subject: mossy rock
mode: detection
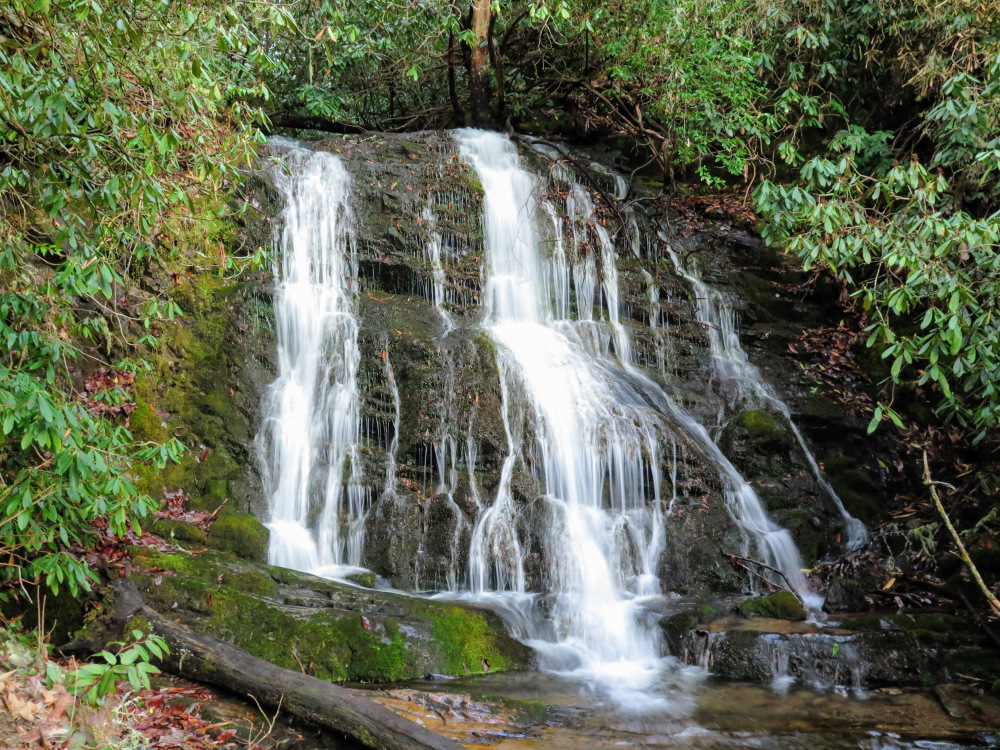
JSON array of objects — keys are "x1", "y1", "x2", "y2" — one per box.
[
  {"x1": 658, "y1": 603, "x2": 717, "y2": 653},
  {"x1": 126, "y1": 549, "x2": 531, "y2": 683},
  {"x1": 129, "y1": 397, "x2": 169, "y2": 443},
  {"x1": 740, "y1": 410, "x2": 779, "y2": 441},
  {"x1": 346, "y1": 571, "x2": 378, "y2": 588},
  {"x1": 189, "y1": 479, "x2": 230, "y2": 513},
  {"x1": 738, "y1": 591, "x2": 806, "y2": 621},
  {"x1": 152, "y1": 519, "x2": 207, "y2": 546},
  {"x1": 206, "y1": 514, "x2": 269, "y2": 563}
]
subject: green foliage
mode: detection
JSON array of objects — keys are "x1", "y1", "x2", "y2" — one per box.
[
  {"x1": 258, "y1": 0, "x2": 794, "y2": 183},
  {"x1": 590, "y1": 0, "x2": 779, "y2": 184},
  {"x1": 68, "y1": 629, "x2": 169, "y2": 705},
  {"x1": 755, "y1": 2, "x2": 1000, "y2": 439},
  {"x1": 0, "y1": 0, "x2": 290, "y2": 594}
]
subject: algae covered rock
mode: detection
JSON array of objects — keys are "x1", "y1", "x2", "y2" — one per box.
[
  {"x1": 346, "y1": 571, "x2": 378, "y2": 588},
  {"x1": 152, "y1": 519, "x2": 207, "y2": 546},
  {"x1": 740, "y1": 410, "x2": 780, "y2": 441},
  {"x1": 128, "y1": 548, "x2": 532, "y2": 683},
  {"x1": 738, "y1": 591, "x2": 806, "y2": 621},
  {"x1": 206, "y1": 514, "x2": 269, "y2": 563},
  {"x1": 658, "y1": 604, "x2": 718, "y2": 654}
]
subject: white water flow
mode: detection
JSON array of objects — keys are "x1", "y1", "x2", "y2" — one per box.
[
  {"x1": 457, "y1": 129, "x2": 671, "y2": 708},
  {"x1": 663, "y1": 245, "x2": 867, "y2": 548},
  {"x1": 259, "y1": 143, "x2": 370, "y2": 578},
  {"x1": 422, "y1": 203, "x2": 455, "y2": 335}
]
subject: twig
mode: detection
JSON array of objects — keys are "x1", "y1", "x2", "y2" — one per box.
[
  {"x1": 291, "y1": 647, "x2": 306, "y2": 675},
  {"x1": 247, "y1": 694, "x2": 282, "y2": 750},
  {"x1": 721, "y1": 550, "x2": 801, "y2": 601},
  {"x1": 923, "y1": 451, "x2": 1000, "y2": 618}
]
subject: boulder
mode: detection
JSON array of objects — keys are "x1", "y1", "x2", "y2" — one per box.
[
  {"x1": 116, "y1": 548, "x2": 533, "y2": 683},
  {"x1": 823, "y1": 577, "x2": 870, "y2": 613},
  {"x1": 738, "y1": 591, "x2": 806, "y2": 621}
]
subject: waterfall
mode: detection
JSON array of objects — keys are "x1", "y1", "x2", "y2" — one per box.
[
  {"x1": 257, "y1": 133, "x2": 835, "y2": 707},
  {"x1": 455, "y1": 130, "x2": 825, "y2": 703},
  {"x1": 663, "y1": 246, "x2": 867, "y2": 548},
  {"x1": 456, "y1": 129, "x2": 671, "y2": 708},
  {"x1": 258, "y1": 142, "x2": 370, "y2": 577}
]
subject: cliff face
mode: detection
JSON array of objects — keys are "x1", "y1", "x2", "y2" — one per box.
[{"x1": 149, "y1": 130, "x2": 880, "y2": 598}]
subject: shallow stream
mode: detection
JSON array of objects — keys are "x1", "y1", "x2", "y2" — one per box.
[{"x1": 362, "y1": 673, "x2": 1000, "y2": 749}]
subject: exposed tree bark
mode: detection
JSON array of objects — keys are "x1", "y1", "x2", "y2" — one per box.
[
  {"x1": 447, "y1": 12, "x2": 464, "y2": 126},
  {"x1": 487, "y1": 10, "x2": 505, "y2": 122},
  {"x1": 468, "y1": 0, "x2": 491, "y2": 124},
  {"x1": 110, "y1": 581, "x2": 463, "y2": 750}
]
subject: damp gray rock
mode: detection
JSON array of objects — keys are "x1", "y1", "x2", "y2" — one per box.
[{"x1": 823, "y1": 577, "x2": 871, "y2": 613}]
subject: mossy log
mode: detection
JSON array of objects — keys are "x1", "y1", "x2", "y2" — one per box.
[{"x1": 111, "y1": 581, "x2": 462, "y2": 750}]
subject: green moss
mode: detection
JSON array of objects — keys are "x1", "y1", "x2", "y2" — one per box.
[
  {"x1": 130, "y1": 548, "x2": 530, "y2": 682},
  {"x1": 202, "y1": 588, "x2": 416, "y2": 682},
  {"x1": 129, "y1": 397, "x2": 169, "y2": 443},
  {"x1": 659, "y1": 602, "x2": 718, "y2": 646},
  {"x1": 130, "y1": 262, "x2": 260, "y2": 516},
  {"x1": 429, "y1": 606, "x2": 518, "y2": 675},
  {"x1": 738, "y1": 591, "x2": 806, "y2": 621},
  {"x1": 839, "y1": 615, "x2": 886, "y2": 633},
  {"x1": 189, "y1": 478, "x2": 229, "y2": 513},
  {"x1": 740, "y1": 410, "x2": 778, "y2": 440},
  {"x1": 472, "y1": 329, "x2": 497, "y2": 358},
  {"x1": 346, "y1": 571, "x2": 377, "y2": 588},
  {"x1": 206, "y1": 514, "x2": 269, "y2": 563},
  {"x1": 454, "y1": 165, "x2": 483, "y2": 195},
  {"x1": 152, "y1": 519, "x2": 207, "y2": 546}
]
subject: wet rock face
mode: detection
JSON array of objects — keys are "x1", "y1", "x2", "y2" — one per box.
[
  {"x1": 738, "y1": 591, "x2": 806, "y2": 621},
  {"x1": 823, "y1": 578, "x2": 871, "y2": 613},
  {"x1": 662, "y1": 607, "x2": 1000, "y2": 688},
  {"x1": 221, "y1": 130, "x2": 883, "y2": 595}
]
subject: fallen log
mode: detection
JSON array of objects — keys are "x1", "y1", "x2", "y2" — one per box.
[{"x1": 110, "y1": 581, "x2": 463, "y2": 750}]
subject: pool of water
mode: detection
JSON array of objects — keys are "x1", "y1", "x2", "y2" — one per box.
[{"x1": 360, "y1": 672, "x2": 1000, "y2": 749}]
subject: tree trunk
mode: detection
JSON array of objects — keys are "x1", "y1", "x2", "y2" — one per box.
[
  {"x1": 111, "y1": 582, "x2": 463, "y2": 750},
  {"x1": 487, "y1": 9, "x2": 505, "y2": 123},
  {"x1": 447, "y1": 27, "x2": 463, "y2": 125},
  {"x1": 468, "y1": 0, "x2": 491, "y2": 123}
]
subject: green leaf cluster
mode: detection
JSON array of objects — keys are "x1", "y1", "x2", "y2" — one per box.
[
  {"x1": 0, "y1": 0, "x2": 288, "y2": 594},
  {"x1": 68, "y1": 628, "x2": 169, "y2": 704},
  {"x1": 754, "y1": 1, "x2": 1000, "y2": 439}
]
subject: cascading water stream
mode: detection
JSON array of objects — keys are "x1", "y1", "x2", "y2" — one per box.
[
  {"x1": 662, "y1": 245, "x2": 867, "y2": 548},
  {"x1": 422, "y1": 202, "x2": 455, "y2": 335},
  {"x1": 259, "y1": 134, "x2": 829, "y2": 708},
  {"x1": 455, "y1": 131, "x2": 822, "y2": 698},
  {"x1": 258, "y1": 142, "x2": 370, "y2": 578},
  {"x1": 456, "y1": 129, "x2": 675, "y2": 708}
]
